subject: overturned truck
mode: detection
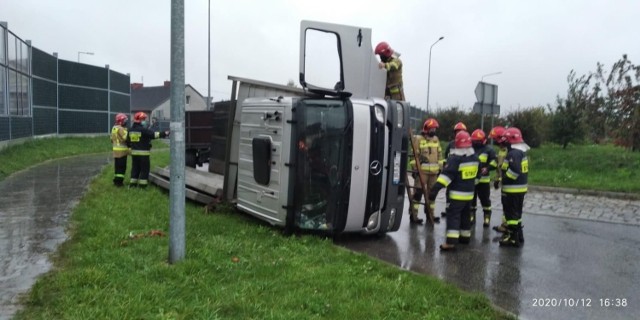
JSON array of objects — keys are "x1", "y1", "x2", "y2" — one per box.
[{"x1": 153, "y1": 21, "x2": 409, "y2": 235}]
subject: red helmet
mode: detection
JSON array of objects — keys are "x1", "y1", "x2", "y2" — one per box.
[
  {"x1": 115, "y1": 113, "x2": 128, "y2": 125},
  {"x1": 489, "y1": 126, "x2": 505, "y2": 140},
  {"x1": 471, "y1": 129, "x2": 486, "y2": 142},
  {"x1": 134, "y1": 112, "x2": 148, "y2": 123},
  {"x1": 454, "y1": 122, "x2": 467, "y2": 132},
  {"x1": 422, "y1": 118, "x2": 439, "y2": 132},
  {"x1": 504, "y1": 127, "x2": 524, "y2": 144},
  {"x1": 375, "y1": 41, "x2": 394, "y2": 58},
  {"x1": 454, "y1": 130, "x2": 472, "y2": 148}
]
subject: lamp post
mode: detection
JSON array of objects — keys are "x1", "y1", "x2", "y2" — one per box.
[
  {"x1": 77, "y1": 51, "x2": 94, "y2": 63},
  {"x1": 481, "y1": 71, "x2": 502, "y2": 82},
  {"x1": 207, "y1": 0, "x2": 211, "y2": 110},
  {"x1": 426, "y1": 36, "x2": 444, "y2": 115}
]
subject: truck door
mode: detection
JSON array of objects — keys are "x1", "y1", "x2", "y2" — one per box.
[{"x1": 299, "y1": 20, "x2": 386, "y2": 99}]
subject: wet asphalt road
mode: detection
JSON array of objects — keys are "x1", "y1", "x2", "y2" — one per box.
[
  {"x1": 336, "y1": 198, "x2": 640, "y2": 320},
  {"x1": 1, "y1": 157, "x2": 639, "y2": 320},
  {"x1": 0, "y1": 154, "x2": 110, "y2": 320}
]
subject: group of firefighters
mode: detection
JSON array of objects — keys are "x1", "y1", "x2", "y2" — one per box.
[
  {"x1": 409, "y1": 120, "x2": 529, "y2": 251},
  {"x1": 110, "y1": 112, "x2": 169, "y2": 188},
  {"x1": 375, "y1": 41, "x2": 530, "y2": 251}
]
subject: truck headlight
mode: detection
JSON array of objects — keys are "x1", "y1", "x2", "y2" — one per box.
[
  {"x1": 374, "y1": 105, "x2": 385, "y2": 123},
  {"x1": 367, "y1": 211, "x2": 379, "y2": 230},
  {"x1": 395, "y1": 102, "x2": 404, "y2": 128}
]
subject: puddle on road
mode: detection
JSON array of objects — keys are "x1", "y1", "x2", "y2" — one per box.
[{"x1": 0, "y1": 154, "x2": 110, "y2": 320}]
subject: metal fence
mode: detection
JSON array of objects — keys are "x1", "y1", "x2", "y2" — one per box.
[{"x1": 0, "y1": 21, "x2": 130, "y2": 148}]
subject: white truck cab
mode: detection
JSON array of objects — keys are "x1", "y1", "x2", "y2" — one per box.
[{"x1": 228, "y1": 21, "x2": 409, "y2": 234}]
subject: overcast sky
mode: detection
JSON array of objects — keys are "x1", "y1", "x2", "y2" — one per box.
[{"x1": 2, "y1": 0, "x2": 639, "y2": 114}]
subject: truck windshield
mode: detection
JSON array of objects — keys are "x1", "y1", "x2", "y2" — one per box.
[{"x1": 294, "y1": 99, "x2": 352, "y2": 232}]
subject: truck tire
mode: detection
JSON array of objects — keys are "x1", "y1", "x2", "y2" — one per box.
[{"x1": 185, "y1": 150, "x2": 197, "y2": 168}]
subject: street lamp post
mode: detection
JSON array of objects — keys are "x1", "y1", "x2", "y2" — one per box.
[
  {"x1": 426, "y1": 36, "x2": 444, "y2": 115},
  {"x1": 77, "y1": 51, "x2": 94, "y2": 63},
  {"x1": 481, "y1": 71, "x2": 502, "y2": 82},
  {"x1": 207, "y1": 0, "x2": 211, "y2": 110}
]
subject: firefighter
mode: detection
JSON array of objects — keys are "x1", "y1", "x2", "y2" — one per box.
[
  {"x1": 499, "y1": 127, "x2": 530, "y2": 247},
  {"x1": 489, "y1": 126, "x2": 509, "y2": 232},
  {"x1": 408, "y1": 118, "x2": 444, "y2": 224},
  {"x1": 470, "y1": 129, "x2": 497, "y2": 227},
  {"x1": 428, "y1": 130, "x2": 479, "y2": 251},
  {"x1": 110, "y1": 113, "x2": 129, "y2": 187},
  {"x1": 440, "y1": 121, "x2": 467, "y2": 217},
  {"x1": 126, "y1": 112, "x2": 169, "y2": 188},
  {"x1": 375, "y1": 41, "x2": 404, "y2": 100}
]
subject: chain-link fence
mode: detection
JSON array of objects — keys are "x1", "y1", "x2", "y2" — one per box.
[{"x1": 1, "y1": 22, "x2": 130, "y2": 148}]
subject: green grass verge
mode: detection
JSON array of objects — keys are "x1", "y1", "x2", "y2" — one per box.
[
  {"x1": 0, "y1": 136, "x2": 168, "y2": 182},
  {"x1": 528, "y1": 144, "x2": 640, "y2": 193},
  {"x1": 0, "y1": 136, "x2": 111, "y2": 181},
  {"x1": 14, "y1": 151, "x2": 511, "y2": 320}
]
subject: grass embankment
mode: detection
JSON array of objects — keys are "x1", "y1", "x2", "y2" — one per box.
[
  {"x1": 15, "y1": 149, "x2": 509, "y2": 319},
  {"x1": 528, "y1": 144, "x2": 640, "y2": 193},
  {"x1": 0, "y1": 136, "x2": 111, "y2": 181}
]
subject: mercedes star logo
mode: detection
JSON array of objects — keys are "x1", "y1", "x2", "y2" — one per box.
[{"x1": 369, "y1": 160, "x2": 382, "y2": 176}]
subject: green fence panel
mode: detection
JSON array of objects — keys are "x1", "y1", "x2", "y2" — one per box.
[
  {"x1": 58, "y1": 110, "x2": 108, "y2": 134},
  {"x1": 33, "y1": 107, "x2": 57, "y2": 135},
  {"x1": 32, "y1": 48, "x2": 57, "y2": 81},
  {"x1": 59, "y1": 86, "x2": 108, "y2": 111}
]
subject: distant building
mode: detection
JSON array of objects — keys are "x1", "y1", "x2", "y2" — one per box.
[{"x1": 130, "y1": 81, "x2": 207, "y2": 120}]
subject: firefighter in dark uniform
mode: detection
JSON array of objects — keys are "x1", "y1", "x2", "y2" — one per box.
[
  {"x1": 498, "y1": 127, "x2": 529, "y2": 247},
  {"x1": 489, "y1": 126, "x2": 509, "y2": 232},
  {"x1": 428, "y1": 130, "x2": 479, "y2": 251},
  {"x1": 110, "y1": 113, "x2": 129, "y2": 187},
  {"x1": 375, "y1": 41, "x2": 404, "y2": 100},
  {"x1": 470, "y1": 129, "x2": 498, "y2": 227},
  {"x1": 441, "y1": 121, "x2": 467, "y2": 217},
  {"x1": 408, "y1": 118, "x2": 444, "y2": 224},
  {"x1": 127, "y1": 112, "x2": 169, "y2": 188}
]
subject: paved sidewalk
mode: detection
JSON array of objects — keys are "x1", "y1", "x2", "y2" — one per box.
[
  {"x1": 524, "y1": 188, "x2": 640, "y2": 226},
  {"x1": 0, "y1": 154, "x2": 110, "y2": 320}
]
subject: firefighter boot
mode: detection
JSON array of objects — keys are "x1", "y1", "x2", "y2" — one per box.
[
  {"x1": 493, "y1": 216, "x2": 508, "y2": 233},
  {"x1": 440, "y1": 234, "x2": 458, "y2": 251},
  {"x1": 483, "y1": 211, "x2": 491, "y2": 228},
  {"x1": 409, "y1": 206, "x2": 423, "y2": 225},
  {"x1": 518, "y1": 224, "x2": 525, "y2": 243},
  {"x1": 470, "y1": 208, "x2": 476, "y2": 224},
  {"x1": 499, "y1": 226, "x2": 521, "y2": 247}
]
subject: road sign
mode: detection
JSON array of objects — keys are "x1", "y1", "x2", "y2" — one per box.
[
  {"x1": 473, "y1": 81, "x2": 500, "y2": 116},
  {"x1": 475, "y1": 81, "x2": 498, "y2": 105}
]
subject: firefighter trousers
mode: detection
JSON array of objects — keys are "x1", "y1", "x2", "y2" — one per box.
[
  {"x1": 501, "y1": 192, "x2": 525, "y2": 224},
  {"x1": 472, "y1": 182, "x2": 492, "y2": 218},
  {"x1": 445, "y1": 199, "x2": 472, "y2": 244},
  {"x1": 113, "y1": 156, "x2": 127, "y2": 186},
  {"x1": 411, "y1": 173, "x2": 437, "y2": 218},
  {"x1": 130, "y1": 155, "x2": 151, "y2": 187}
]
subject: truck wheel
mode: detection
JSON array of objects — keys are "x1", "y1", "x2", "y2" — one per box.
[{"x1": 185, "y1": 150, "x2": 197, "y2": 168}]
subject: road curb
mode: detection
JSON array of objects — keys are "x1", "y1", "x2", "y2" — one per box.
[{"x1": 528, "y1": 185, "x2": 640, "y2": 201}]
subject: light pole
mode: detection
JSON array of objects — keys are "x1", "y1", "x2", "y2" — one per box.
[
  {"x1": 77, "y1": 51, "x2": 94, "y2": 63},
  {"x1": 207, "y1": 0, "x2": 211, "y2": 110},
  {"x1": 481, "y1": 71, "x2": 502, "y2": 82},
  {"x1": 426, "y1": 36, "x2": 444, "y2": 115}
]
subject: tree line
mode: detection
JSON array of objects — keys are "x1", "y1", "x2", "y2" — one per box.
[{"x1": 428, "y1": 55, "x2": 640, "y2": 151}]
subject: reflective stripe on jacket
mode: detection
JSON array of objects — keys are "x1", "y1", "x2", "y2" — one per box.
[
  {"x1": 434, "y1": 153, "x2": 479, "y2": 201},
  {"x1": 501, "y1": 148, "x2": 528, "y2": 193}
]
